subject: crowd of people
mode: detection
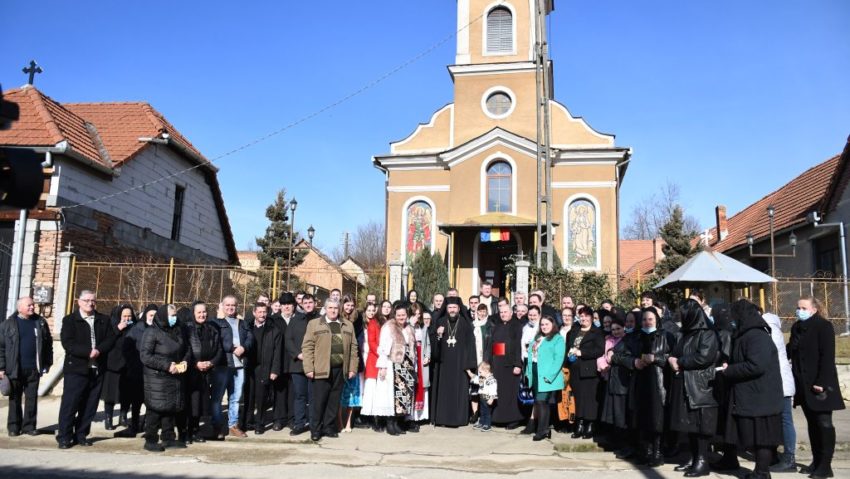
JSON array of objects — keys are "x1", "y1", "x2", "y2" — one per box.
[{"x1": 0, "y1": 284, "x2": 844, "y2": 479}]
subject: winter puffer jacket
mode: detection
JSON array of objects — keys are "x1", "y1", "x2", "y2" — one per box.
[{"x1": 140, "y1": 306, "x2": 190, "y2": 413}]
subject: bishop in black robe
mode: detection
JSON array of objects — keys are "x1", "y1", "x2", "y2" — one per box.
[{"x1": 431, "y1": 299, "x2": 477, "y2": 427}]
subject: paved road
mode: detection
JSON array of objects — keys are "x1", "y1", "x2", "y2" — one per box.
[{"x1": 1, "y1": 397, "x2": 847, "y2": 479}]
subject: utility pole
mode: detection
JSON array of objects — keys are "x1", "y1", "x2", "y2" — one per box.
[
  {"x1": 341, "y1": 231, "x2": 350, "y2": 259},
  {"x1": 534, "y1": 0, "x2": 554, "y2": 270}
]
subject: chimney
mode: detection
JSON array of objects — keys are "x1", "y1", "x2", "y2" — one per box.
[
  {"x1": 653, "y1": 237, "x2": 665, "y2": 263},
  {"x1": 715, "y1": 205, "x2": 728, "y2": 243}
]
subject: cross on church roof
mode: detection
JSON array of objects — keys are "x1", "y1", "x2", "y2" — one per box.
[
  {"x1": 23, "y1": 60, "x2": 43, "y2": 86},
  {"x1": 700, "y1": 229, "x2": 714, "y2": 246},
  {"x1": 64, "y1": 242, "x2": 73, "y2": 253}
]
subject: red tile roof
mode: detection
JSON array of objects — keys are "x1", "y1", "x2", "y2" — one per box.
[
  {"x1": 619, "y1": 239, "x2": 655, "y2": 275},
  {"x1": 64, "y1": 101, "x2": 204, "y2": 165},
  {"x1": 709, "y1": 146, "x2": 848, "y2": 253},
  {"x1": 619, "y1": 239, "x2": 660, "y2": 290},
  {"x1": 0, "y1": 85, "x2": 237, "y2": 264},
  {"x1": 0, "y1": 87, "x2": 103, "y2": 165},
  {"x1": 0, "y1": 86, "x2": 205, "y2": 167}
]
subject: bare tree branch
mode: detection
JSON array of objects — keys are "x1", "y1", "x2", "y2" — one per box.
[{"x1": 622, "y1": 180, "x2": 702, "y2": 239}]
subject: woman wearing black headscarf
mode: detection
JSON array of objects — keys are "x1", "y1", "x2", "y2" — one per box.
[
  {"x1": 667, "y1": 299, "x2": 719, "y2": 477},
  {"x1": 707, "y1": 302, "x2": 740, "y2": 472},
  {"x1": 101, "y1": 304, "x2": 136, "y2": 431},
  {"x1": 122, "y1": 304, "x2": 158, "y2": 435},
  {"x1": 718, "y1": 299, "x2": 784, "y2": 479},
  {"x1": 182, "y1": 301, "x2": 223, "y2": 443},
  {"x1": 140, "y1": 305, "x2": 190, "y2": 452},
  {"x1": 630, "y1": 307, "x2": 676, "y2": 467}
]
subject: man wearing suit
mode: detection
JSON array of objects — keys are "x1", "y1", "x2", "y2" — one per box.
[
  {"x1": 284, "y1": 293, "x2": 318, "y2": 436},
  {"x1": 57, "y1": 290, "x2": 115, "y2": 448}
]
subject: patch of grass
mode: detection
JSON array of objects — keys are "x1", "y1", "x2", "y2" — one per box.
[
  {"x1": 837, "y1": 336, "x2": 850, "y2": 362},
  {"x1": 553, "y1": 442, "x2": 603, "y2": 453},
  {"x1": 783, "y1": 333, "x2": 850, "y2": 363}
]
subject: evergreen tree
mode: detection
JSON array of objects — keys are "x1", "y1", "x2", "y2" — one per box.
[
  {"x1": 656, "y1": 205, "x2": 697, "y2": 277},
  {"x1": 410, "y1": 249, "x2": 449, "y2": 306},
  {"x1": 255, "y1": 190, "x2": 307, "y2": 268}
]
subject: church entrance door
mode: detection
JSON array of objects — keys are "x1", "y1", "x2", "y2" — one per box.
[{"x1": 478, "y1": 237, "x2": 518, "y2": 297}]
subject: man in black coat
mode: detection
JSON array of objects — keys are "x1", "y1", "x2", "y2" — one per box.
[
  {"x1": 56, "y1": 290, "x2": 115, "y2": 448},
  {"x1": 284, "y1": 293, "x2": 318, "y2": 435},
  {"x1": 270, "y1": 292, "x2": 297, "y2": 430},
  {"x1": 0, "y1": 297, "x2": 53, "y2": 436},
  {"x1": 242, "y1": 303, "x2": 281, "y2": 435}
]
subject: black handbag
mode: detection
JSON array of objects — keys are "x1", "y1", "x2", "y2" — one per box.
[
  {"x1": 0, "y1": 375, "x2": 10, "y2": 396},
  {"x1": 518, "y1": 375, "x2": 534, "y2": 405}
]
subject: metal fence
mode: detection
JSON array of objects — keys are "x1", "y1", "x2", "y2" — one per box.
[{"x1": 69, "y1": 261, "x2": 387, "y2": 317}]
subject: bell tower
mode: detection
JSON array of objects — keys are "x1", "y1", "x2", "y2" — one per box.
[
  {"x1": 455, "y1": 0, "x2": 550, "y2": 66},
  {"x1": 450, "y1": 0, "x2": 553, "y2": 146}
]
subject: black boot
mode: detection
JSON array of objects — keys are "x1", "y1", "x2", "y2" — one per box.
[
  {"x1": 520, "y1": 417, "x2": 536, "y2": 435},
  {"x1": 711, "y1": 444, "x2": 740, "y2": 471},
  {"x1": 648, "y1": 435, "x2": 664, "y2": 467},
  {"x1": 809, "y1": 427, "x2": 835, "y2": 479},
  {"x1": 118, "y1": 408, "x2": 129, "y2": 428},
  {"x1": 582, "y1": 420, "x2": 594, "y2": 439},
  {"x1": 684, "y1": 437, "x2": 710, "y2": 477},
  {"x1": 571, "y1": 419, "x2": 585, "y2": 438},
  {"x1": 104, "y1": 404, "x2": 115, "y2": 431},
  {"x1": 144, "y1": 440, "x2": 164, "y2": 452},
  {"x1": 372, "y1": 417, "x2": 383, "y2": 433},
  {"x1": 386, "y1": 417, "x2": 399, "y2": 436},
  {"x1": 801, "y1": 419, "x2": 823, "y2": 475},
  {"x1": 685, "y1": 456, "x2": 710, "y2": 477},
  {"x1": 533, "y1": 402, "x2": 551, "y2": 441},
  {"x1": 406, "y1": 421, "x2": 420, "y2": 433}
]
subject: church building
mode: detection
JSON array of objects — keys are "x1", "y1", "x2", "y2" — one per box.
[{"x1": 373, "y1": 1, "x2": 631, "y2": 299}]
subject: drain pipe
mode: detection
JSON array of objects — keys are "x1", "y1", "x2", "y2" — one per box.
[{"x1": 8, "y1": 148, "x2": 55, "y2": 314}]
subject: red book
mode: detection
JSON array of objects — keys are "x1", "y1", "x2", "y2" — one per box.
[{"x1": 492, "y1": 342, "x2": 506, "y2": 356}]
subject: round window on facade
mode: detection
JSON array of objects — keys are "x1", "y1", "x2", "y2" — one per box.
[{"x1": 485, "y1": 91, "x2": 513, "y2": 118}]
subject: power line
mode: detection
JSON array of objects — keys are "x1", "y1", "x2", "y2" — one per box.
[{"x1": 62, "y1": 4, "x2": 500, "y2": 211}]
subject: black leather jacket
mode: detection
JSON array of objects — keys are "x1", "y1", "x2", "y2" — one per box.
[{"x1": 673, "y1": 317, "x2": 719, "y2": 409}]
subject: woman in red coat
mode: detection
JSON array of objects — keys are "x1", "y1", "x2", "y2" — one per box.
[{"x1": 359, "y1": 303, "x2": 387, "y2": 431}]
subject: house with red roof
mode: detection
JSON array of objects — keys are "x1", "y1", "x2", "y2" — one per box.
[
  {"x1": 0, "y1": 85, "x2": 237, "y2": 323},
  {"x1": 618, "y1": 238, "x2": 664, "y2": 290},
  {"x1": 705, "y1": 136, "x2": 850, "y2": 279}
]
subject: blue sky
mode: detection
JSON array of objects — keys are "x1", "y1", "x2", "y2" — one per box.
[{"x1": 3, "y1": 1, "x2": 849, "y2": 254}]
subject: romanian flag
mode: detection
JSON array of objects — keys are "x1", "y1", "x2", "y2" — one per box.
[{"x1": 480, "y1": 229, "x2": 510, "y2": 243}]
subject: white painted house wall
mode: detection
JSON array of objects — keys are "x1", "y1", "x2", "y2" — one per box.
[{"x1": 53, "y1": 144, "x2": 229, "y2": 261}]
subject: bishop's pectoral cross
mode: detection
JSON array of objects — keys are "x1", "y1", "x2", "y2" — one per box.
[
  {"x1": 23, "y1": 60, "x2": 43, "y2": 86},
  {"x1": 446, "y1": 337, "x2": 457, "y2": 347}
]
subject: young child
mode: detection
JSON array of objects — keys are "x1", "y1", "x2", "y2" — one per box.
[{"x1": 471, "y1": 362, "x2": 498, "y2": 431}]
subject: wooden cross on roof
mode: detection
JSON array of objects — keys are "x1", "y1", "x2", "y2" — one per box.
[{"x1": 23, "y1": 60, "x2": 43, "y2": 86}]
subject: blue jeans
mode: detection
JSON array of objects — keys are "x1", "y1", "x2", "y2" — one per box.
[
  {"x1": 781, "y1": 396, "x2": 796, "y2": 460},
  {"x1": 211, "y1": 367, "x2": 245, "y2": 428},
  {"x1": 290, "y1": 373, "x2": 312, "y2": 429},
  {"x1": 478, "y1": 397, "x2": 492, "y2": 427}
]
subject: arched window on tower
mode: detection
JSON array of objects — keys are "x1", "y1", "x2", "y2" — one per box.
[
  {"x1": 486, "y1": 161, "x2": 512, "y2": 213},
  {"x1": 486, "y1": 7, "x2": 513, "y2": 54}
]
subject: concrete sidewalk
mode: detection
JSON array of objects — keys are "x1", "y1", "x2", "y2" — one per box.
[{"x1": 0, "y1": 396, "x2": 848, "y2": 479}]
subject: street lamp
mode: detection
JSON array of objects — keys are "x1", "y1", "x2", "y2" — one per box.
[
  {"x1": 308, "y1": 225, "x2": 315, "y2": 247},
  {"x1": 746, "y1": 205, "x2": 797, "y2": 313},
  {"x1": 286, "y1": 198, "x2": 298, "y2": 291}
]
